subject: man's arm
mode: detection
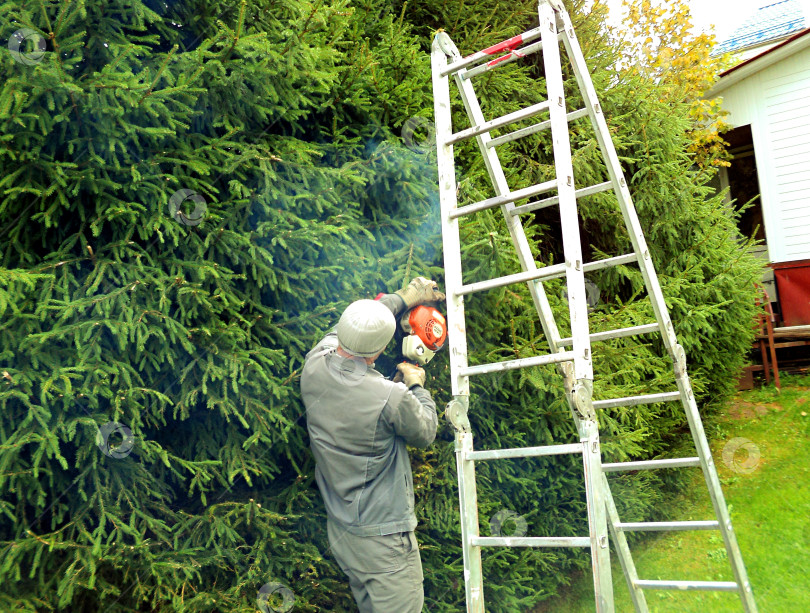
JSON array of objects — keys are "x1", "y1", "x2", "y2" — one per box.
[
  {"x1": 382, "y1": 384, "x2": 438, "y2": 449},
  {"x1": 376, "y1": 293, "x2": 406, "y2": 317},
  {"x1": 379, "y1": 276, "x2": 445, "y2": 318}
]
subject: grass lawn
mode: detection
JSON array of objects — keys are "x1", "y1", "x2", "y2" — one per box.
[{"x1": 532, "y1": 373, "x2": 810, "y2": 612}]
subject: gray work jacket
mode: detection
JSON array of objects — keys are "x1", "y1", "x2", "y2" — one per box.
[{"x1": 301, "y1": 332, "x2": 438, "y2": 536}]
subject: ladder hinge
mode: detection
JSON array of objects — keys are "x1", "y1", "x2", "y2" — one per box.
[
  {"x1": 572, "y1": 381, "x2": 595, "y2": 421},
  {"x1": 446, "y1": 395, "x2": 471, "y2": 433}
]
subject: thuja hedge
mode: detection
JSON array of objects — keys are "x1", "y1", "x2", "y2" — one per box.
[{"x1": 0, "y1": 0, "x2": 760, "y2": 610}]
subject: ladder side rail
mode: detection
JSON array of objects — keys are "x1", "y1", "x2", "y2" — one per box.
[
  {"x1": 557, "y1": 11, "x2": 678, "y2": 353},
  {"x1": 450, "y1": 68, "x2": 568, "y2": 361},
  {"x1": 603, "y1": 473, "x2": 649, "y2": 612},
  {"x1": 439, "y1": 28, "x2": 591, "y2": 613},
  {"x1": 431, "y1": 35, "x2": 485, "y2": 613},
  {"x1": 449, "y1": 26, "x2": 615, "y2": 613},
  {"x1": 674, "y1": 377, "x2": 757, "y2": 607},
  {"x1": 538, "y1": 4, "x2": 613, "y2": 612},
  {"x1": 578, "y1": 419, "x2": 614, "y2": 613},
  {"x1": 558, "y1": 11, "x2": 759, "y2": 612},
  {"x1": 449, "y1": 66, "x2": 596, "y2": 568},
  {"x1": 538, "y1": 3, "x2": 593, "y2": 384},
  {"x1": 447, "y1": 47, "x2": 574, "y2": 613}
]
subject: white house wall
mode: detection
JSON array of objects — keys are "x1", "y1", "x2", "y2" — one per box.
[{"x1": 717, "y1": 46, "x2": 810, "y2": 263}]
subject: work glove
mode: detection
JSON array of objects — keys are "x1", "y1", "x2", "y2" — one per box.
[
  {"x1": 394, "y1": 362, "x2": 426, "y2": 389},
  {"x1": 395, "y1": 276, "x2": 446, "y2": 310}
]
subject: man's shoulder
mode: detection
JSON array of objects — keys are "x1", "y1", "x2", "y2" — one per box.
[{"x1": 305, "y1": 333, "x2": 338, "y2": 361}]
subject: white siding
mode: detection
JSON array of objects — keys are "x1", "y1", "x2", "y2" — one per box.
[{"x1": 717, "y1": 47, "x2": 810, "y2": 263}]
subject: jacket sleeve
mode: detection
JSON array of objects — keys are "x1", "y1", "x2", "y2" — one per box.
[
  {"x1": 382, "y1": 384, "x2": 438, "y2": 448},
  {"x1": 377, "y1": 293, "x2": 406, "y2": 317}
]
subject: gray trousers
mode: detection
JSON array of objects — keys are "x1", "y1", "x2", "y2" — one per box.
[{"x1": 327, "y1": 520, "x2": 424, "y2": 613}]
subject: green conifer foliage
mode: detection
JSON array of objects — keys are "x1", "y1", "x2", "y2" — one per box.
[{"x1": 0, "y1": 0, "x2": 761, "y2": 611}]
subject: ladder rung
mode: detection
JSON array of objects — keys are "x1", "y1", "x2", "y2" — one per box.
[
  {"x1": 472, "y1": 536, "x2": 590, "y2": 548},
  {"x1": 461, "y1": 39, "x2": 545, "y2": 80},
  {"x1": 460, "y1": 350, "x2": 576, "y2": 377},
  {"x1": 558, "y1": 323, "x2": 659, "y2": 347},
  {"x1": 446, "y1": 100, "x2": 551, "y2": 146},
  {"x1": 510, "y1": 179, "x2": 612, "y2": 215},
  {"x1": 602, "y1": 457, "x2": 701, "y2": 472},
  {"x1": 467, "y1": 443, "x2": 581, "y2": 461},
  {"x1": 489, "y1": 107, "x2": 589, "y2": 148},
  {"x1": 528, "y1": 253, "x2": 639, "y2": 285},
  {"x1": 616, "y1": 521, "x2": 719, "y2": 532},
  {"x1": 583, "y1": 253, "x2": 637, "y2": 273},
  {"x1": 592, "y1": 391, "x2": 681, "y2": 410},
  {"x1": 440, "y1": 26, "x2": 546, "y2": 76},
  {"x1": 457, "y1": 263, "x2": 567, "y2": 296},
  {"x1": 449, "y1": 179, "x2": 557, "y2": 219},
  {"x1": 634, "y1": 580, "x2": 739, "y2": 593}
]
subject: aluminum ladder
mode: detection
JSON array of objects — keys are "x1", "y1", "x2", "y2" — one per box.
[{"x1": 430, "y1": 1, "x2": 758, "y2": 611}]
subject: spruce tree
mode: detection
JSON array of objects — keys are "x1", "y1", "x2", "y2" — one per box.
[
  {"x1": 1, "y1": 0, "x2": 437, "y2": 610},
  {"x1": 0, "y1": 0, "x2": 761, "y2": 611}
]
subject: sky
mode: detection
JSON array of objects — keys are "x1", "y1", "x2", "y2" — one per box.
[{"x1": 604, "y1": 0, "x2": 810, "y2": 42}]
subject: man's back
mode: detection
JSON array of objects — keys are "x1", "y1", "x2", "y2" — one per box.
[
  {"x1": 300, "y1": 282, "x2": 445, "y2": 612},
  {"x1": 302, "y1": 331, "x2": 436, "y2": 537}
]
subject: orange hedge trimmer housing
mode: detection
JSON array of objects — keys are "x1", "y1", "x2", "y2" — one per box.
[
  {"x1": 374, "y1": 293, "x2": 448, "y2": 366},
  {"x1": 399, "y1": 305, "x2": 447, "y2": 365}
]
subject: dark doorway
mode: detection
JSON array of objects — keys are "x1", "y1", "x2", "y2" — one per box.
[
  {"x1": 713, "y1": 124, "x2": 778, "y2": 316},
  {"x1": 725, "y1": 125, "x2": 765, "y2": 242}
]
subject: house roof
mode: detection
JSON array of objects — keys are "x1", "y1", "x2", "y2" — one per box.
[
  {"x1": 715, "y1": 0, "x2": 806, "y2": 54},
  {"x1": 706, "y1": 27, "x2": 810, "y2": 95}
]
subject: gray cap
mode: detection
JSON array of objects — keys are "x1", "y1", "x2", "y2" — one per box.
[{"x1": 336, "y1": 299, "x2": 396, "y2": 357}]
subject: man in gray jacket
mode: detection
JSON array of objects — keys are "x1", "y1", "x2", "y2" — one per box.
[{"x1": 301, "y1": 277, "x2": 444, "y2": 613}]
